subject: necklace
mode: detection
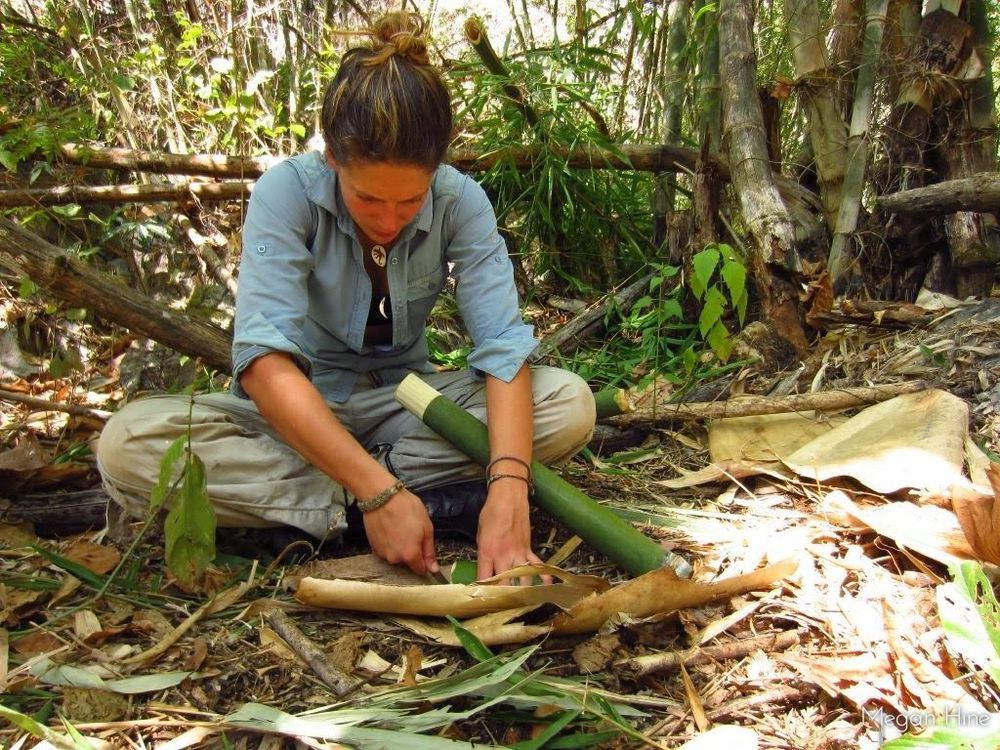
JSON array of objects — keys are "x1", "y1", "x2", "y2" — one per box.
[{"x1": 370, "y1": 244, "x2": 387, "y2": 268}]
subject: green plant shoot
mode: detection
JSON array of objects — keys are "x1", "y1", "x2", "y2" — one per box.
[{"x1": 688, "y1": 243, "x2": 748, "y2": 363}]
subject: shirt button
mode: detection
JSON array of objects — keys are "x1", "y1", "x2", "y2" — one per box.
[
  {"x1": 493, "y1": 255, "x2": 503, "y2": 263},
  {"x1": 391, "y1": 257, "x2": 398, "y2": 265},
  {"x1": 256, "y1": 245, "x2": 267, "y2": 255}
]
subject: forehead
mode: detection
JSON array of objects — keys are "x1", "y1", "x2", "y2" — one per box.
[{"x1": 340, "y1": 160, "x2": 433, "y2": 200}]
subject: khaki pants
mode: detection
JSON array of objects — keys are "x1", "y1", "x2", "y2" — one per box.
[{"x1": 96, "y1": 367, "x2": 596, "y2": 539}]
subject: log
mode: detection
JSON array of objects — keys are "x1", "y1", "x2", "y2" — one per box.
[
  {"x1": 607, "y1": 379, "x2": 926, "y2": 427},
  {"x1": 875, "y1": 173, "x2": 1000, "y2": 215},
  {"x1": 529, "y1": 273, "x2": 653, "y2": 363},
  {"x1": 0, "y1": 217, "x2": 232, "y2": 373},
  {"x1": 55, "y1": 141, "x2": 729, "y2": 180},
  {"x1": 0, "y1": 489, "x2": 108, "y2": 536},
  {"x1": 0, "y1": 181, "x2": 254, "y2": 208}
]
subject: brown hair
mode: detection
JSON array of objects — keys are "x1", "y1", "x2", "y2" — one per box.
[{"x1": 321, "y1": 12, "x2": 452, "y2": 170}]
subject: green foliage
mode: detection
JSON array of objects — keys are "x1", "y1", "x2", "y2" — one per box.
[
  {"x1": 937, "y1": 562, "x2": 1000, "y2": 689},
  {"x1": 151, "y1": 425, "x2": 216, "y2": 590},
  {"x1": 687, "y1": 243, "x2": 747, "y2": 363}
]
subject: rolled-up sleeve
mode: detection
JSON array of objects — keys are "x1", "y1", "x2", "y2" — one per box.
[
  {"x1": 232, "y1": 163, "x2": 316, "y2": 394},
  {"x1": 447, "y1": 178, "x2": 538, "y2": 382}
]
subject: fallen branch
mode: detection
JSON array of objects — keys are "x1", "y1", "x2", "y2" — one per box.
[
  {"x1": 608, "y1": 380, "x2": 927, "y2": 427},
  {"x1": 0, "y1": 181, "x2": 253, "y2": 208},
  {"x1": 530, "y1": 274, "x2": 652, "y2": 363},
  {"x1": 54, "y1": 142, "x2": 729, "y2": 179},
  {"x1": 615, "y1": 630, "x2": 801, "y2": 678},
  {"x1": 0, "y1": 217, "x2": 232, "y2": 373},
  {"x1": 0, "y1": 388, "x2": 111, "y2": 419},
  {"x1": 875, "y1": 172, "x2": 1000, "y2": 215},
  {"x1": 262, "y1": 608, "x2": 362, "y2": 698}
]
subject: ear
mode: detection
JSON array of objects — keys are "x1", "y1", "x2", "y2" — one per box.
[{"x1": 324, "y1": 148, "x2": 338, "y2": 170}]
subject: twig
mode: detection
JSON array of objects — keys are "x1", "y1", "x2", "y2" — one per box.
[
  {"x1": 608, "y1": 380, "x2": 927, "y2": 426},
  {"x1": 615, "y1": 630, "x2": 801, "y2": 678},
  {"x1": 262, "y1": 608, "x2": 362, "y2": 698},
  {"x1": 0, "y1": 388, "x2": 111, "y2": 419}
]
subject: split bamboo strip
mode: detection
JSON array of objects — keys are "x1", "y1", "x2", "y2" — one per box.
[{"x1": 394, "y1": 375, "x2": 667, "y2": 576}]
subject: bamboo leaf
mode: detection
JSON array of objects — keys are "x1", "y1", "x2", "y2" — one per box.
[
  {"x1": 511, "y1": 709, "x2": 580, "y2": 750},
  {"x1": 447, "y1": 615, "x2": 495, "y2": 662},
  {"x1": 32, "y1": 546, "x2": 106, "y2": 589},
  {"x1": 937, "y1": 562, "x2": 1000, "y2": 688}
]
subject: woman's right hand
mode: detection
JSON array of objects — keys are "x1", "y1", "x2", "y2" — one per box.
[{"x1": 362, "y1": 489, "x2": 440, "y2": 576}]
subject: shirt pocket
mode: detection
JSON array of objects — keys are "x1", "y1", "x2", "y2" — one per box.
[{"x1": 406, "y1": 265, "x2": 445, "y2": 302}]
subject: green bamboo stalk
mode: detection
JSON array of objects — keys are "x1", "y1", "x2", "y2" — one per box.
[
  {"x1": 593, "y1": 387, "x2": 635, "y2": 419},
  {"x1": 395, "y1": 375, "x2": 667, "y2": 576}
]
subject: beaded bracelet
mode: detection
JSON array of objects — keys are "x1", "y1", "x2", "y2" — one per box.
[
  {"x1": 486, "y1": 455, "x2": 533, "y2": 482},
  {"x1": 486, "y1": 472, "x2": 534, "y2": 497},
  {"x1": 356, "y1": 479, "x2": 405, "y2": 513}
]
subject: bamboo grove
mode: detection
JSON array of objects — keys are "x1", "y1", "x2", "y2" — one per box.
[{"x1": 0, "y1": 0, "x2": 998, "y2": 366}]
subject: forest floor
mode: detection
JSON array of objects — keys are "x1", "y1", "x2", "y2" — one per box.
[{"x1": 1, "y1": 288, "x2": 999, "y2": 750}]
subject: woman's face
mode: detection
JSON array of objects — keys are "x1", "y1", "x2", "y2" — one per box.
[{"x1": 328, "y1": 153, "x2": 433, "y2": 246}]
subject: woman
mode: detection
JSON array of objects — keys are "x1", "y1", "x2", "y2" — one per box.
[{"x1": 96, "y1": 12, "x2": 596, "y2": 581}]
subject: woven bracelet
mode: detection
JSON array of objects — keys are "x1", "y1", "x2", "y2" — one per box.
[
  {"x1": 486, "y1": 472, "x2": 534, "y2": 497},
  {"x1": 356, "y1": 479, "x2": 405, "y2": 513}
]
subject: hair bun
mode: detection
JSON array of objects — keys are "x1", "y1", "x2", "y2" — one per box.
[{"x1": 370, "y1": 12, "x2": 430, "y2": 66}]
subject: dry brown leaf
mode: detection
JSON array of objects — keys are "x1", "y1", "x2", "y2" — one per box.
[
  {"x1": 951, "y1": 479, "x2": 1000, "y2": 565},
  {"x1": 11, "y1": 629, "x2": 63, "y2": 656},
  {"x1": 74, "y1": 610, "x2": 102, "y2": 641},
  {"x1": 681, "y1": 663, "x2": 711, "y2": 732},
  {"x1": 572, "y1": 633, "x2": 622, "y2": 674},
  {"x1": 63, "y1": 538, "x2": 121, "y2": 575}
]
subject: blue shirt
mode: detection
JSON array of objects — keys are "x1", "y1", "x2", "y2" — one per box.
[{"x1": 233, "y1": 151, "x2": 538, "y2": 402}]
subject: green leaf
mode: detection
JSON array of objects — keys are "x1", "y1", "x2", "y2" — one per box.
[
  {"x1": 32, "y1": 546, "x2": 106, "y2": 588},
  {"x1": 698, "y1": 286, "x2": 727, "y2": 337},
  {"x1": 720, "y1": 258, "x2": 747, "y2": 310},
  {"x1": 19, "y1": 277, "x2": 40, "y2": 299},
  {"x1": 50, "y1": 203, "x2": 81, "y2": 217},
  {"x1": 706, "y1": 320, "x2": 733, "y2": 362},
  {"x1": 150, "y1": 435, "x2": 188, "y2": 511},
  {"x1": 938, "y1": 562, "x2": 1000, "y2": 688},
  {"x1": 881, "y1": 724, "x2": 1000, "y2": 749},
  {"x1": 447, "y1": 616, "x2": 495, "y2": 662},
  {"x1": 164, "y1": 453, "x2": 216, "y2": 588},
  {"x1": 511, "y1": 709, "x2": 580, "y2": 750},
  {"x1": 691, "y1": 246, "x2": 721, "y2": 300},
  {"x1": 112, "y1": 74, "x2": 136, "y2": 91},
  {"x1": 659, "y1": 298, "x2": 683, "y2": 321},
  {"x1": 0, "y1": 148, "x2": 19, "y2": 171},
  {"x1": 59, "y1": 717, "x2": 98, "y2": 750}
]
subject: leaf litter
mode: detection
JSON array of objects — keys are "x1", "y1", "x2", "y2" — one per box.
[{"x1": 1, "y1": 297, "x2": 1000, "y2": 748}]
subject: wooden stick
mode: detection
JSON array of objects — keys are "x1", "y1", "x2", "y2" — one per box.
[
  {"x1": 262, "y1": 608, "x2": 361, "y2": 698},
  {"x1": 615, "y1": 630, "x2": 801, "y2": 678},
  {"x1": 607, "y1": 380, "x2": 926, "y2": 426},
  {"x1": 875, "y1": 173, "x2": 1000, "y2": 215},
  {"x1": 0, "y1": 388, "x2": 111, "y2": 419}
]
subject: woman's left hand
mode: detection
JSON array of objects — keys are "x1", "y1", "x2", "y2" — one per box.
[{"x1": 475, "y1": 482, "x2": 549, "y2": 585}]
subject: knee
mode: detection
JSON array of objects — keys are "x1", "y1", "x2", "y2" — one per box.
[{"x1": 532, "y1": 367, "x2": 596, "y2": 458}]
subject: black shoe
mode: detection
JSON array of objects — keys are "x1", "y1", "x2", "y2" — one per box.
[{"x1": 420, "y1": 480, "x2": 487, "y2": 541}]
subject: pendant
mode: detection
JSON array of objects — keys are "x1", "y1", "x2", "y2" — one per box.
[{"x1": 370, "y1": 244, "x2": 387, "y2": 267}]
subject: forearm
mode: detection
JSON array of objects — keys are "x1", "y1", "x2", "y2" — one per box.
[
  {"x1": 239, "y1": 352, "x2": 395, "y2": 500},
  {"x1": 485, "y1": 364, "x2": 534, "y2": 477}
]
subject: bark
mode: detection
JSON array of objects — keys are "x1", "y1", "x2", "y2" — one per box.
[
  {"x1": 0, "y1": 217, "x2": 232, "y2": 373},
  {"x1": 876, "y1": 174, "x2": 1000, "y2": 214},
  {"x1": 719, "y1": 0, "x2": 808, "y2": 354},
  {"x1": 0, "y1": 181, "x2": 254, "y2": 208},
  {"x1": 827, "y1": 0, "x2": 889, "y2": 289},
  {"x1": 784, "y1": 0, "x2": 848, "y2": 227},
  {"x1": 56, "y1": 142, "x2": 730, "y2": 179}
]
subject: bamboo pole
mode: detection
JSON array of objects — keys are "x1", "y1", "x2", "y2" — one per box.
[
  {"x1": 875, "y1": 174, "x2": 1000, "y2": 215},
  {"x1": 826, "y1": 0, "x2": 888, "y2": 288},
  {"x1": 394, "y1": 375, "x2": 668, "y2": 576},
  {"x1": 0, "y1": 181, "x2": 254, "y2": 208}
]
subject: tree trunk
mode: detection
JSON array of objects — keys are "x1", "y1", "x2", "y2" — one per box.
[
  {"x1": 827, "y1": 0, "x2": 889, "y2": 289},
  {"x1": 719, "y1": 0, "x2": 808, "y2": 355},
  {"x1": 783, "y1": 0, "x2": 848, "y2": 228},
  {"x1": 0, "y1": 217, "x2": 232, "y2": 373}
]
